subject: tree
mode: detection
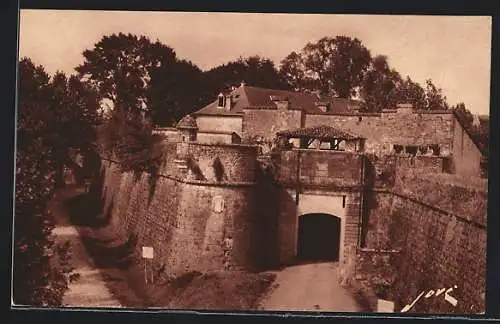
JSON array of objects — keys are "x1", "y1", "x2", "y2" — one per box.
[
  {"x1": 279, "y1": 36, "x2": 372, "y2": 98},
  {"x1": 76, "y1": 33, "x2": 198, "y2": 174},
  {"x1": 392, "y1": 76, "x2": 427, "y2": 109},
  {"x1": 279, "y1": 51, "x2": 310, "y2": 92},
  {"x1": 203, "y1": 55, "x2": 291, "y2": 105},
  {"x1": 76, "y1": 33, "x2": 211, "y2": 128},
  {"x1": 75, "y1": 33, "x2": 178, "y2": 115},
  {"x1": 392, "y1": 77, "x2": 449, "y2": 111},
  {"x1": 452, "y1": 102, "x2": 473, "y2": 129},
  {"x1": 148, "y1": 59, "x2": 206, "y2": 126},
  {"x1": 359, "y1": 55, "x2": 403, "y2": 112},
  {"x1": 424, "y1": 79, "x2": 449, "y2": 110},
  {"x1": 45, "y1": 71, "x2": 100, "y2": 186},
  {"x1": 14, "y1": 58, "x2": 79, "y2": 306},
  {"x1": 240, "y1": 56, "x2": 291, "y2": 90}
]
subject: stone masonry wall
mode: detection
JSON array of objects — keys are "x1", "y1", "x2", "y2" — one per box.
[
  {"x1": 97, "y1": 141, "x2": 261, "y2": 281},
  {"x1": 355, "y1": 171, "x2": 487, "y2": 314},
  {"x1": 195, "y1": 115, "x2": 243, "y2": 137},
  {"x1": 452, "y1": 118, "x2": 483, "y2": 177},
  {"x1": 185, "y1": 143, "x2": 257, "y2": 183},
  {"x1": 275, "y1": 187, "x2": 361, "y2": 266},
  {"x1": 274, "y1": 148, "x2": 363, "y2": 265},
  {"x1": 242, "y1": 109, "x2": 303, "y2": 142},
  {"x1": 305, "y1": 111, "x2": 454, "y2": 156},
  {"x1": 277, "y1": 150, "x2": 364, "y2": 188}
]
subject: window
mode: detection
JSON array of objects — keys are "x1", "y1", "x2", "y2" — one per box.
[
  {"x1": 418, "y1": 145, "x2": 428, "y2": 155},
  {"x1": 217, "y1": 94, "x2": 225, "y2": 108},
  {"x1": 405, "y1": 146, "x2": 418, "y2": 156},
  {"x1": 429, "y1": 144, "x2": 441, "y2": 156},
  {"x1": 393, "y1": 145, "x2": 404, "y2": 154}
]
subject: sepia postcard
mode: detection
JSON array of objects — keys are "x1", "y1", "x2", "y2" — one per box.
[{"x1": 13, "y1": 10, "x2": 491, "y2": 316}]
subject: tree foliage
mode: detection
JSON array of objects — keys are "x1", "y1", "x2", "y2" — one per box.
[
  {"x1": 75, "y1": 33, "x2": 206, "y2": 127},
  {"x1": 423, "y1": 79, "x2": 449, "y2": 110},
  {"x1": 148, "y1": 59, "x2": 206, "y2": 126},
  {"x1": 76, "y1": 33, "x2": 192, "y2": 175},
  {"x1": 452, "y1": 102, "x2": 489, "y2": 155},
  {"x1": 203, "y1": 55, "x2": 290, "y2": 102},
  {"x1": 392, "y1": 76, "x2": 427, "y2": 109},
  {"x1": 14, "y1": 58, "x2": 87, "y2": 306},
  {"x1": 46, "y1": 71, "x2": 101, "y2": 185},
  {"x1": 76, "y1": 33, "x2": 177, "y2": 114},
  {"x1": 359, "y1": 55, "x2": 402, "y2": 112},
  {"x1": 99, "y1": 108, "x2": 163, "y2": 175},
  {"x1": 279, "y1": 36, "x2": 372, "y2": 98}
]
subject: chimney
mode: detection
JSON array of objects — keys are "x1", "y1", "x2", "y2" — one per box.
[
  {"x1": 396, "y1": 103, "x2": 413, "y2": 114},
  {"x1": 270, "y1": 95, "x2": 289, "y2": 110},
  {"x1": 225, "y1": 95, "x2": 233, "y2": 111}
]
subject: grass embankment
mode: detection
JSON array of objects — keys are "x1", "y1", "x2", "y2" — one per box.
[{"x1": 64, "y1": 191, "x2": 276, "y2": 310}]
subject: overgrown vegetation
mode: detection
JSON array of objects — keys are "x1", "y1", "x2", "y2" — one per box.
[
  {"x1": 64, "y1": 189, "x2": 276, "y2": 310},
  {"x1": 14, "y1": 58, "x2": 98, "y2": 306}
]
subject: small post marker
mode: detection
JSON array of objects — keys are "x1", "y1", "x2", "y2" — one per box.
[
  {"x1": 377, "y1": 299, "x2": 395, "y2": 313},
  {"x1": 142, "y1": 247, "x2": 154, "y2": 285}
]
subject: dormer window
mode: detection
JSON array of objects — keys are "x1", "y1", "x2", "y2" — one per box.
[
  {"x1": 217, "y1": 93, "x2": 225, "y2": 108},
  {"x1": 270, "y1": 95, "x2": 289, "y2": 110},
  {"x1": 316, "y1": 101, "x2": 330, "y2": 112}
]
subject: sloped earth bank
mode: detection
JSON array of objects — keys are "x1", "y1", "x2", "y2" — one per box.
[
  {"x1": 54, "y1": 185, "x2": 276, "y2": 310},
  {"x1": 258, "y1": 262, "x2": 361, "y2": 312}
]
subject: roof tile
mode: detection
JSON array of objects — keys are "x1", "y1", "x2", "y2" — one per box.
[{"x1": 277, "y1": 125, "x2": 362, "y2": 140}]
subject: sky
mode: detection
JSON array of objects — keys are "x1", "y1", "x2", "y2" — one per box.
[{"x1": 19, "y1": 10, "x2": 492, "y2": 116}]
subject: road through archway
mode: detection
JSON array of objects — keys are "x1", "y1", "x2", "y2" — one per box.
[{"x1": 297, "y1": 213, "x2": 341, "y2": 262}]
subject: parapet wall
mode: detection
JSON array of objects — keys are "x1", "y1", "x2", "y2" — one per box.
[
  {"x1": 305, "y1": 110, "x2": 455, "y2": 155},
  {"x1": 184, "y1": 142, "x2": 257, "y2": 183},
  {"x1": 277, "y1": 149, "x2": 364, "y2": 188},
  {"x1": 159, "y1": 141, "x2": 258, "y2": 183},
  {"x1": 365, "y1": 154, "x2": 447, "y2": 188}
]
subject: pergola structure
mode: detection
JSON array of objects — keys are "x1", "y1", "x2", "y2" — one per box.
[{"x1": 276, "y1": 125, "x2": 365, "y2": 153}]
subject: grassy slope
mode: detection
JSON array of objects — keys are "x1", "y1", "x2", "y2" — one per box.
[{"x1": 64, "y1": 190, "x2": 276, "y2": 310}]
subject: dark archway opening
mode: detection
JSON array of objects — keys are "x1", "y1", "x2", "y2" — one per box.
[{"x1": 297, "y1": 213, "x2": 341, "y2": 262}]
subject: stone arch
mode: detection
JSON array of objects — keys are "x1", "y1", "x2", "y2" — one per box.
[
  {"x1": 297, "y1": 213, "x2": 341, "y2": 262},
  {"x1": 296, "y1": 193, "x2": 347, "y2": 263}
]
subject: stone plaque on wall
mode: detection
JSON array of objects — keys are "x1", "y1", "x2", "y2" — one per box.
[
  {"x1": 142, "y1": 246, "x2": 154, "y2": 259},
  {"x1": 213, "y1": 195, "x2": 225, "y2": 213}
]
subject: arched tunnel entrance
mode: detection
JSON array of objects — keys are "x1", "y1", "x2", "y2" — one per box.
[{"x1": 297, "y1": 213, "x2": 341, "y2": 262}]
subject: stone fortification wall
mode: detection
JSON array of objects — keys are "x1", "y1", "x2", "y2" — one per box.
[
  {"x1": 352, "y1": 170, "x2": 487, "y2": 313},
  {"x1": 96, "y1": 141, "x2": 262, "y2": 281}
]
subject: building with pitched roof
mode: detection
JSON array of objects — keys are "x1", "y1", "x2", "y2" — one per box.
[
  {"x1": 192, "y1": 83, "x2": 362, "y2": 141},
  {"x1": 162, "y1": 83, "x2": 486, "y2": 178}
]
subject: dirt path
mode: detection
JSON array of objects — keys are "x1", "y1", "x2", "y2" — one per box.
[
  {"x1": 258, "y1": 262, "x2": 360, "y2": 312},
  {"x1": 48, "y1": 186, "x2": 123, "y2": 308}
]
